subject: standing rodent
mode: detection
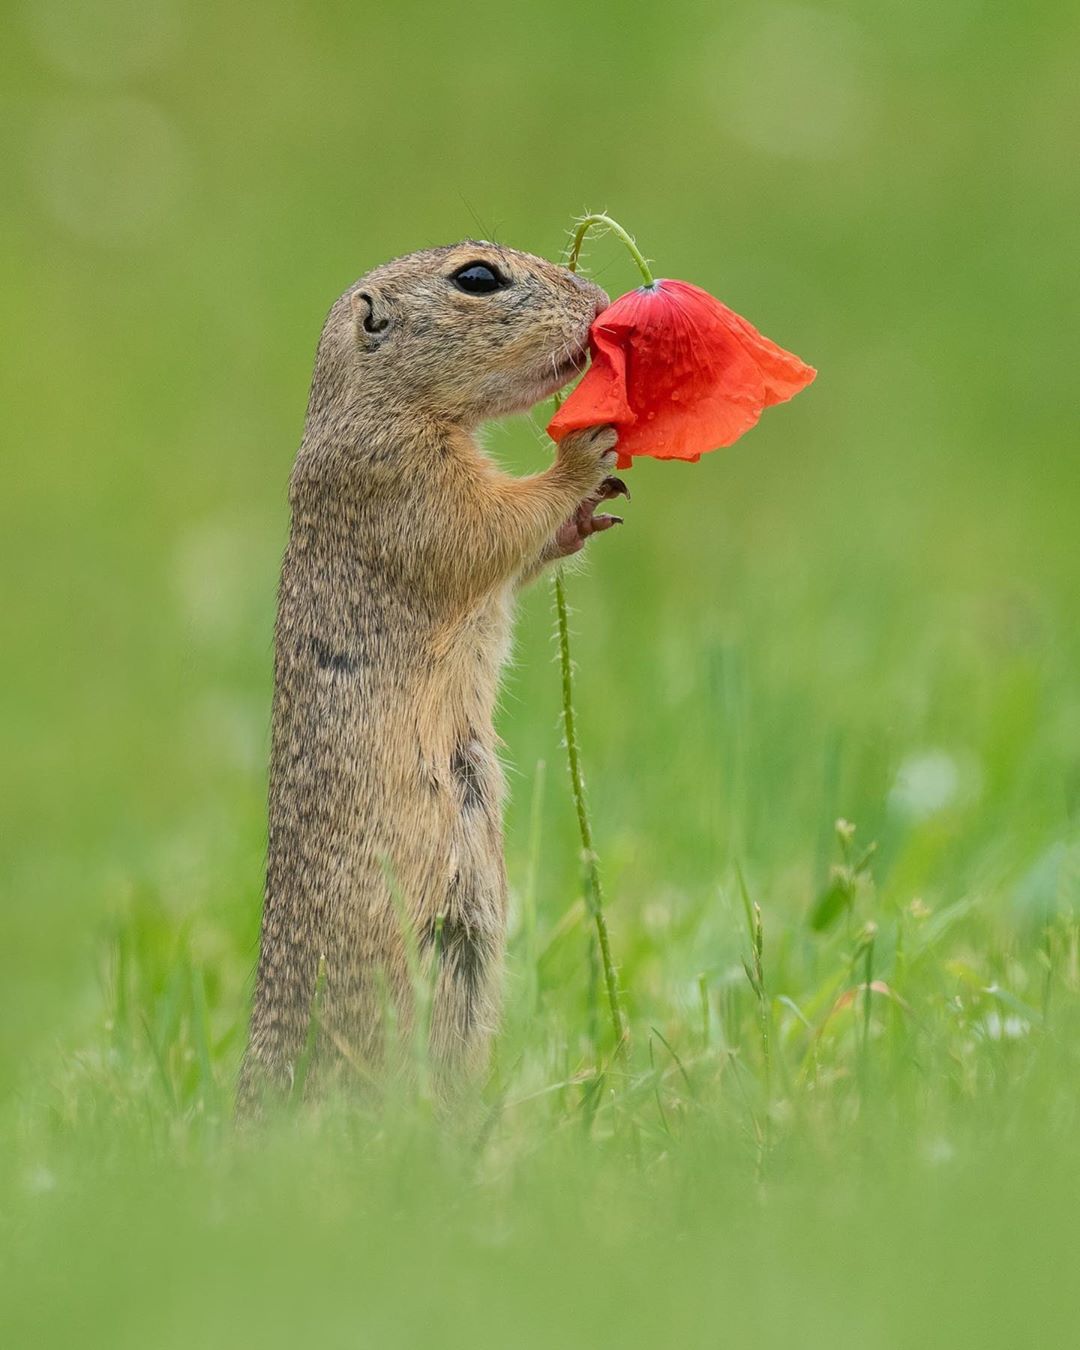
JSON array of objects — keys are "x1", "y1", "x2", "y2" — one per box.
[{"x1": 238, "y1": 241, "x2": 627, "y2": 1111}]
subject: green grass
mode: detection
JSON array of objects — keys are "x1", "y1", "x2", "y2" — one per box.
[{"x1": 3, "y1": 0, "x2": 1080, "y2": 1344}]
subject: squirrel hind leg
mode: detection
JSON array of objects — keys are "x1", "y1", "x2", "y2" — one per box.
[
  {"x1": 425, "y1": 913, "x2": 502, "y2": 1089},
  {"x1": 234, "y1": 1041, "x2": 294, "y2": 1122}
]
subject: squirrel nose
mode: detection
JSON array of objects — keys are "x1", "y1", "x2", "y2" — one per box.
[{"x1": 567, "y1": 269, "x2": 609, "y2": 317}]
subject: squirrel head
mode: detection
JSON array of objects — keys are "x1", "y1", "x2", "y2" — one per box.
[{"x1": 307, "y1": 242, "x2": 608, "y2": 435}]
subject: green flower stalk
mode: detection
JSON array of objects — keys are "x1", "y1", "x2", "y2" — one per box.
[{"x1": 551, "y1": 213, "x2": 654, "y2": 1063}]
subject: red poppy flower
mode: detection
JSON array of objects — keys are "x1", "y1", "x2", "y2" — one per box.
[{"x1": 548, "y1": 279, "x2": 816, "y2": 469}]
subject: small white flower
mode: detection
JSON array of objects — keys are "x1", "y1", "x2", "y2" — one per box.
[
  {"x1": 888, "y1": 749, "x2": 970, "y2": 821},
  {"x1": 980, "y1": 1011, "x2": 1029, "y2": 1041}
]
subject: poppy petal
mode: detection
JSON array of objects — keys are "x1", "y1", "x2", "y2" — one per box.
[
  {"x1": 546, "y1": 278, "x2": 815, "y2": 467},
  {"x1": 546, "y1": 327, "x2": 635, "y2": 442}
]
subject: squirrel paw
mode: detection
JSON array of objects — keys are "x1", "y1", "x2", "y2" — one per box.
[
  {"x1": 551, "y1": 476, "x2": 630, "y2": 558},
  {"x1": 555, "y1": 424, "x2": 619, "y2": 493}
]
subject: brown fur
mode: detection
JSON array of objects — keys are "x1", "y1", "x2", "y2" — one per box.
[{"x1": 238, "y1": 242, "x2": 615, "y2": 1111}]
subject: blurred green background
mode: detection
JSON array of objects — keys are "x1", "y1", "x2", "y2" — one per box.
[{"x1": 2, "y1": 1, "x2": 1079, "y2": 1345}]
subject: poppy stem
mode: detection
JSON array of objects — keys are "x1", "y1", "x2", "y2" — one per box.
[
  {"x1": 553, "y1": 568, "x2": 628, "y2": 1061},
  {"x1": 566, "y1": 212, "x2": 655, "y2": 288},
  {"x1": 549, "y1": 209, "x2": 652, "y2": 1069}
]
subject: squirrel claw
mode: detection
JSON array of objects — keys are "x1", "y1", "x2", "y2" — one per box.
[
  {"x1": 598, "y1": 476, "x2": 631, "y2": 503},
  {"x1": 550, "y1": 493, "x2": 627, "y2": 558}
]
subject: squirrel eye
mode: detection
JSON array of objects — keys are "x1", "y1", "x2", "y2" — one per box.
[{"x1": 451, "y1": 262, "x2": 506, "y2": 295}]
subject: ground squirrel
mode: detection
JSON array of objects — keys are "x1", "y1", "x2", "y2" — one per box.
[{"x1": 238, "y1": 242, "x2": 627, "y2": 1110}]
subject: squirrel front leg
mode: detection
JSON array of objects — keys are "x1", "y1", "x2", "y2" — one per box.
[
  {"x1": 516, "y1": 473, "x2": 630, "y2": 587},
  {"x1": 456, "y1": 425, "x2": 618, "y2": 593}
]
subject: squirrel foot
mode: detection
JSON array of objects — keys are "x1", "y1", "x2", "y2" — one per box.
[{"x1": 552, "y1": 476, "x2": 630, "y2": 558}]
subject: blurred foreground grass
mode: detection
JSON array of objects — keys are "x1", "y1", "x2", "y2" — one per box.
[
  {"x1": 3, "y1": 0, "x2": 1080, "y2": 1345},
  {"x1": 4, "y1": 817, "x2": 1079, "y2": 1348}
]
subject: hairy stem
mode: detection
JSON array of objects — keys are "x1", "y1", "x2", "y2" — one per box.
[
  {"x1": 565, "y1": 212, "x2": 655, "y2": 287},
  {"x1": 554, "y1": 569, "x2": 626, "y2": 1058},
  {"x1": 549, "y1": 211, "x2": 650, "y2": 1064}
]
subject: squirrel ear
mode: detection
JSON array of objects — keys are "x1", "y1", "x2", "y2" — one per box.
[{"x1": 350, "y1": 287, "x2": 392, "y2": 349}]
